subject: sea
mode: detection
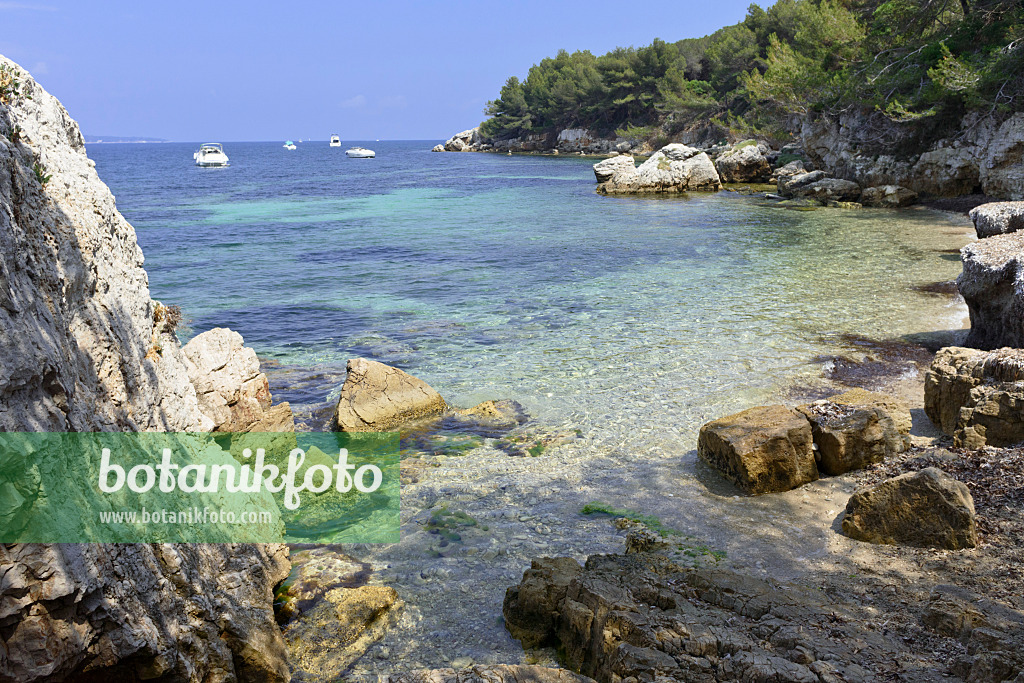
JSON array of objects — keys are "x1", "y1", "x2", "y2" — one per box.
[{"x1": 89, "y1": 140, "x2": 971, "y2": 446}]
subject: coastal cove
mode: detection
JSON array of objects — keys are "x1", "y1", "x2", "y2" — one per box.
[{"x1": 88, "y1": 141, "x2": 977, "y2": 674}]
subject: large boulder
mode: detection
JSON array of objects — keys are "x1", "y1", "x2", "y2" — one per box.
[
  {"x1": 860, "y1": 185, "x2": 917, "y2": 208},
  {"x1": 969, "y1": 201, "x2": 1024, "y2": 238},
  {"x1": 697, "y1": 405, "x2": 818, "y2": 494},
  {"x1": 797, "y1": 402, "x2": 903, "y2": 476},
  {"x1": 957, "y1": 232, "x2": 1024, "y2": 349},
  {"x1": 778, "y1": 169, "x2": 826, "y2": 195},
  {"x1": 0, "y1": 56, "x2": 291, "y2": 682},
  {"x1": 597, "y1": 143, "x2": 722, "y2": 194},
  {"x1": 443, "y1": 127, "x2": 482, "y2": 152},
  {"x1": 828, "y1": 388, "x2": 912, "y2": 448},
  {"x1": 183, "y1": 327, "x2": 294, "y2": 433},
  {"x1": 431, "y1": 143, "x2": 445, "y2": 152},
  {"x1": 592, "y1": 154, "x2": 636, "y2": 183},
  {"x1": 332, "y1": 358, "x2": 447, "y2": 431},
  {"x1": 715, "y1": 142, "x2": 772, "y2": 183},
  {"x1": 924, "y1": 346, "x2": 1024, "y2": 447},
  {"x1": 842, "y1": 468, "x2": 978, "y2": 549}
]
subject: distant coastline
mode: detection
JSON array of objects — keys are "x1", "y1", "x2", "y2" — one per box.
[{"x1": 84, "y1": 135, "x2": 169, "y2": 144}]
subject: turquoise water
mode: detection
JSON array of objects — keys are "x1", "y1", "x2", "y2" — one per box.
[{"x1": 90, "y1": 141, "x2": 969, "y2": 442}]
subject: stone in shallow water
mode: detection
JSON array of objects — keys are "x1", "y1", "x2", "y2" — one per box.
[
  {"x1": 332, "y1": 358, "x2": 447, "y2": 432},
  {"x1": 969, "y1": 201, "x2": 1024, "y2": 238},
  {"x1": 383, "y1": 666, "x2": 595, "y2": 683},
  {"x1": 842, "y1": 467, "x2": 977, "y2": 549},
  {"x1": 697, "y1": 405, "x2": 818, "y2": 494},
  {"x1": 957, "y1": 231, "x2": 1024, "y2": 350}
]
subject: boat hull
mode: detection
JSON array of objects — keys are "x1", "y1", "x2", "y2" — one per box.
[{"x1": 345, "y1": 149, "x2": 375, "y2": 158}]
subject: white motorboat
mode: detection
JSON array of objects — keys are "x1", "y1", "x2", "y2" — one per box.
[
  {"x1": 193, "y1": 143, "x2": 229, "y2": 167},
  {"x1": 345, "y1": 147, "x2": 375, "y2": 158},
  {"x1": 283, "y1": 140, "x2": 297, "y2": 150},
  {"x1": 330, "y1": 134, "x2": 341, "y2": 147}
]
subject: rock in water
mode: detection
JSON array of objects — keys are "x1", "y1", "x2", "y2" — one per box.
[
  {"x1": 715, "y1": 142, "x2": 771, "y2": 183},
  {"x1": 697, "y1": 405, "x2": 818, "y2": 494},
  {"x1": 958, "y1": 232, "x2": 1024, "y2": 349},
  {"x1": 924, "y1": 346, "x2": 1024, "y2": 447},
  {"x1": 592, "y1": 154, "x2": 635, "y2": 183},
  {"x1": 860, "y1": 185, "x2": 917, "y2": 208},
  {"x1": 0, "y1": 56, "x2": 290, "y2": 682},
  {"x1": 332, "y1": 358, "x2": 447, "y2": 431},
  {"x1": 502, "y1": 557, "x2": 583, "y2": 649},
  {"x1": 431, "y1": 143, "x2": 445, "y2": 152},
  {"x1": 596, "y1": 143, "x2": 721, "y2": 194},
  {"x1": 969, "y1": 201, "x2": 1024, "y2": 238},
  {"x1": 384, "y1": 667, "x2": 595, "y2": 683},
  {"x1": 842, "y1": 468, "x2": 978, "y2": 549}
]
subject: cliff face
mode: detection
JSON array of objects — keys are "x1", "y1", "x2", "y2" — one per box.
[
  {"x1": 800, "y1": 111, "x2": 1024, "y2": 200},
  {"x1": 0, "y1": 56, "x2": 290, "y2": 682}
]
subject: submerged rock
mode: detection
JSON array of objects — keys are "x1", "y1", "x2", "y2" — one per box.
[
  {"x1": 957, "y1": 232, "x2": 1024, "y2": 349},
  {"x1": 842, "y1": 467, "x2": 978, "y2": 549},
  {"x1": 697, "y1": 405, "x2": 818, "y2": 494},
  {"x1": 924, "y1": 346, "x2": 1024, "y2": 447},
  {"x1": 332, "y1": 358, "x2": 447, "y2": 431},
  {"x1": 969, "y1": 200, "x2": 1024, "y2": 238},
  {"x1": 596, "y1": 143, "x2": 722, "y2": 194},
  {"x1": 715, "y1": 142, "x2": 771, "y2": 183},
  {"x1": 860, "y1": 184, "x2": 917, "y2": 208}
]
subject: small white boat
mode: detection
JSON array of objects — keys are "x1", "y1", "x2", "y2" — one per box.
[
  {"x1": 346, "y1": 147, "x2": 375, "y2": 158},
  {"x1": 193, "y1": 143, "x2": 229, "y2": 167},
  {"x1": 330, "y1": 134, "x2": 341, "y2": 147},
  {"x1": 283, "y1": 140, "x2": 297, "y2": 150}
]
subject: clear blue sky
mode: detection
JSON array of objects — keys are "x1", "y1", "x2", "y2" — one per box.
[{"x1": 1, "y1": 0, "x2": 756, "y2": 141}]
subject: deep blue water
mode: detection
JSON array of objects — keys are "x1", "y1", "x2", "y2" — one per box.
[{"x1": 89, "y1": 140, "x2": 968, "y2": 440}]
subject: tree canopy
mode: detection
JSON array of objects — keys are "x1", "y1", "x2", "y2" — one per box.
[{"x1": 480, "y1": 0, "x2": 1023, "y2": 143}]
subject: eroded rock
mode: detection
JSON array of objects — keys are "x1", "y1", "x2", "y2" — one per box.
[
  {"x1": 383, "y1": 666, "x2": 595, "y2": 683},
  {"x1": 332, "y1": 358, "x2": 447, "y2": 431},
  {"x1": 715, "y1": 142, "x2": 771, "y2": 183},
  {"x1": 829, "y1": 387, "x2": 912, "y2": 448},
  {"x1": 697, "y1": 405, "x2": 818, "y2": 494},
  {"x1": 970, "y1": 201, "x2": 1024, "y2": 238},
  {"x1": 798, "y1": 402, "x2": 903, "y2": 475},
  {"x1": 842, "y1": 467, "x2": 978, "y2": 549},
  {"x1": 924, "y1": 346, "x2": 1024, "y2": 447},
  {"x1": 860, "y1": 185, "x2": 917, "y2": 208},
  {"x1": 958, "y1": 231, "x2": 1024, "y2": 350},
  {"x1": 592, "y1": 154, "x2": 635, "y2": 183},
  {"x1": 597, "y1": 144, "x2": 722, "y2": 194}
]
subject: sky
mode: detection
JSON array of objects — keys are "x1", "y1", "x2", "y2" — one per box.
[{"x1": 0, "y1": 0, "x2": 757, "y2": 142}]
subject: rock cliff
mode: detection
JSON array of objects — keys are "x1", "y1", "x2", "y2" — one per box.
[
  {"x1": 801, "y1": 110, "x2": 1024, "y2": 199},
  {"x1": 0, "y1": 56, "x2": 289, "y2": 682}
]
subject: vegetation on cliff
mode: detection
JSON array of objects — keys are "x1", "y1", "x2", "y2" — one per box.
[{"x1": 480, "y1": 0, "x2": 1024, "y2": 143}]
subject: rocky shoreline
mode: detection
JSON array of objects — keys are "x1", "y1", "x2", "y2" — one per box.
[{"x1": 3, "y1": 53, "x2": 1023, "y2": 683}]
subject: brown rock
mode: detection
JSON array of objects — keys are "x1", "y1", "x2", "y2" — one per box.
[
  {"x1": 842, "y1": 468, "x2": 978, "y2": 549},
  {"x1": 860, "y1": 185, "x2": 917, "y2": 208},
  {"x1": 502, "y1": 557, "x2": 583, "y2": 649},
  {"x1": 798, "y1": 402, "x2": 903, "y2": 475},
  {"x1": 384, "y1": 666, "x2": 595, "y2": 683},
  {"x1": 829, "y1": 388, "x2": 912, "y2": 447},
  {"x1": 332, "y1": 358, "x2": 447, "y2": 432},
  {"x1": 924, "y1": 346, "x2": 1024, "y2": 447},
  {"x1": 697, "y1": 405, "x2": 818, "y2": 494}
]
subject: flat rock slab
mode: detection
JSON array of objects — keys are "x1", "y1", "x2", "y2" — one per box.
[
  {"x1": 697, "y1": 405, "x2": 817, "y2": 494},
  {"x1": 332, "y1": 358, "x2": 447, "y2": 432},
  {"x1": 842, "y1": 467, "x2": 978, "y2": 549}
]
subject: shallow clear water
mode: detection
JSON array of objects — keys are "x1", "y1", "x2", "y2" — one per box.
[{"x1": 90, "y1": 141, "x2": 969, "y2": 444}]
